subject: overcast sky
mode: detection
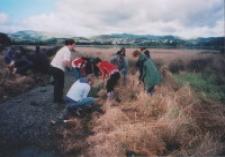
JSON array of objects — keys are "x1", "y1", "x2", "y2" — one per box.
[{"x1": 0, "y1": 0, "x2": 224, "y2": 38}]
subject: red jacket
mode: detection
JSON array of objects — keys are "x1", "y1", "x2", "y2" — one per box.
[
  {"x1": 72, "y1": 57, "x2": 86, "y2": 68},
  {"x1": 97, "y1": 61, "x2": 118, "y2": 79}
]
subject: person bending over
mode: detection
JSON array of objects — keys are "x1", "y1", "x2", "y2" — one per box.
[
  {"x1": 50, "y1": 39, "x2": 77, "y2": 103},
  {"x1": 133, "y1": 50, "x2": 161, "y2": 95},
  {"x1": 110, "y1": 48, "x2": 128, "y2": 85},
  {"x1": 94, "y1": 58, "x2": 120, "y2": 101}
]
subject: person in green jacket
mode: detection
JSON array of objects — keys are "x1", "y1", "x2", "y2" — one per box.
[{"x1": 133, "y1": 50, "x2": 161, "y2": 95}]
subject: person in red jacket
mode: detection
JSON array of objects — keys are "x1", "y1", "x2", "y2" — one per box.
[{"x1": 94, "y1": 58, "x2": 120, "y2": 100}]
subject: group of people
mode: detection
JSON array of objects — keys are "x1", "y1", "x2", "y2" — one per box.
[
  {"x1": 50, "y1": 39, "x2": 161, "y2": 120},
  {"x1": 3, "y1": 45, "x2": 49, "y2": 75},
  {"x1": 3, "y1": 39, "x2": 161, "y2": 120}
]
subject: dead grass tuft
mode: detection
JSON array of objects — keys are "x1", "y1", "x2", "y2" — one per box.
[
  {"x1": 83, "y1": 69, "x2": 225, "y2": 157},
  {"x1": 58, "y1": 52, "x2": 225, "y2": 157}
]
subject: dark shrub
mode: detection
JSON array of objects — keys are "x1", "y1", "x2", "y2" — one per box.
[
  {"x1": 169, "y1": 59, "x2": 185, "y2": 73},
  {"x1": 0, "y1": 33, "x2": 11, "y2": 53},
  {"x1": 186, "y1": 58, "x2": 212, "y2": 73}
]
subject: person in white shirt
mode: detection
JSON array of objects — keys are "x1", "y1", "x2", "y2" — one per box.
[
  {"x1": 66, "y1": 74, "x2": 95, "y2": 105},
  {"x1": 50, "y1": 74, "x2": 103, "y2": 124},
  {"x1": 50, "y1": 39, "x2": 76, "y2": 103},
  {"x1": 64, "y1": 74, "x2": 97, "y2": 117}
]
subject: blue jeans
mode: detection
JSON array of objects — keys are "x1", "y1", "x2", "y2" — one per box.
[
  {"x1": 64, "y1": 96, "x2": 96, "y2": 111},
  {"x1": 71, "y1": 68, "x2": 82, "y2": 80}
]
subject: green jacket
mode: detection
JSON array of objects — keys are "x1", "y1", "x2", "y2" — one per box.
[{"x1": 140, "y1": 54, "x2": 161, "y2": 89}]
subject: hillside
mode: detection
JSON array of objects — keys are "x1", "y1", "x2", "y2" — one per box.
[{"x1": 4, "y1": 30, "x2": 224, "y2": 49}]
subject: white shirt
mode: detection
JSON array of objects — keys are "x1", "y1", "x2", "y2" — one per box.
[
  {"x1": 50, "y1": 46, "x2": 71, "y2": 71},
  {"x1": 66, "y1": 80, "x2": 91, "y2": 102}
]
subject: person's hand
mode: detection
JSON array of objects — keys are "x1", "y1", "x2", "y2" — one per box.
[
  {"x1": 95, "y1": 98, "x2": 101, "y2": 104},
  {"x1": 7, "y1": 65, "x2": 14, "y2": 73},
  {"x1": 102, "y1": 80, "x2": 107, "y2": 87},
  {"x1": 63, "y1": 60, "x2": 71, "y2": 68},
  {"x1": 12, "y1": 68, "x2": 17, "y2": 74}
]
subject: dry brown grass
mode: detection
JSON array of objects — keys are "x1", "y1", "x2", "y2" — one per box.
[
  {"x1": 0, "y1": 56, "x2": 35, "y2": 101},
  {"x1": 59, "y1": 67, "x2": 225, "y2": 157},
  {"x1": 1, "y1": 46, "x2": 224, "y2": 156},
  {"x1": 55, "y1": 48, "x2": 225, "y2": 157},
  {"x1": 76, "y1": 47, "x2": 214, "y2": 65}
]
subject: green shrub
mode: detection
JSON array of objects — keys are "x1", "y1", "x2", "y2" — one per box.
[{"x1": 174, "y1": 72, "x2": 225, "y2": 103}]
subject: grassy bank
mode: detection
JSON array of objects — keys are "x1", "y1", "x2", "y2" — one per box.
[{"x1": 174, "y1": 72, "x2": 225, "y2": 103}]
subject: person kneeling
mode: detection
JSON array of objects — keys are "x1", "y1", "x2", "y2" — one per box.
[
  {"x1": 51, "y1": 74, "x2": 103, "y2": 125},
  {"x1": 63, "y1": 74, "x2": 100, "y2": 119}
]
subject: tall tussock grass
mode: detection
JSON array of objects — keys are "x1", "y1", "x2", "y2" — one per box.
[
  {"x1": 81, "y1": 69, "x2": 225, "y2": 157},
  {"x1": 58, "y1": 55, "x2": 225, "y2": 157}
]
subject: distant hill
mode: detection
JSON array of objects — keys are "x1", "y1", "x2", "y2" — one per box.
[
  {"x1": 7, "y1": 30, "x2": 90, "y2": 45},
  {"x1": 3, "y1": 30, "x2": 224, "y2": 49}
]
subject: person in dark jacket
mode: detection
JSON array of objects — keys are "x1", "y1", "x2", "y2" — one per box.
[
  {"x1": 133, "y1": 50, "x2": 161, "y2": 95},
  {"x1": 135, "y1": 50, "x2": 148, "y2": 82},
  {"x1": 6, "y1": 47, "x2": 33, "y2": 75},
  {"x1": 140, "y1": 47, "x2": 151, "y2": 59},
  {"x1": 31, "y1": 45, "x2": 50, "y2": 74},
  {"x1": 110, "y1": 48, "x2": 128, "y2": 85}
]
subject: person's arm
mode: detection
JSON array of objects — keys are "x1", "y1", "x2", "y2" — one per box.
[
  {"x1": 9, "y1": 60, "x2": 15, "y2": 67},
  {"x1": 102, "y1": 68, "x2": 109, "y2": 80},
  {"x1": 97, "y1": 65, "x2": 107, "y2": 80},
  {"x1": 80, "y1": 59, "x2": 86, "y2": 69}
]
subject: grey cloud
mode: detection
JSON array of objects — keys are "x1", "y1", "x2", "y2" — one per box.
[
  {"x1": 99, "y1": 10, "x2": 134, "y2": 26},
  {"x1": 183, "y1": 3, "x2": 224, "y2": 27},
  {"x1": 1, "y1": 0, "x2": 224, "y2": 38}
]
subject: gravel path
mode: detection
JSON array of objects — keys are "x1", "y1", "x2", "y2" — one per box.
[{"x1": 0, "y1": 85, "x2": 61, "y2": 156}]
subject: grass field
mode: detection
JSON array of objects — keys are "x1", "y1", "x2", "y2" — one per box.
[
  {"x1": 0, "y1": 47, "x2": 224, "y2": 156},
  {"x1": 55, "y1": 47, "x2": 225, "y2": 157}
]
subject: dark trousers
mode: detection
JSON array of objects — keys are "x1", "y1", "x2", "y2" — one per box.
[
  {"x1": 106, "y1": 72, "x2": 120, "y2": 93},
  {"x1": 50, "y1": 67, "x2": 64, "y2": 102},
  {"x1": 147, "y1": 86, "x2": 155, "y2": 95}
]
